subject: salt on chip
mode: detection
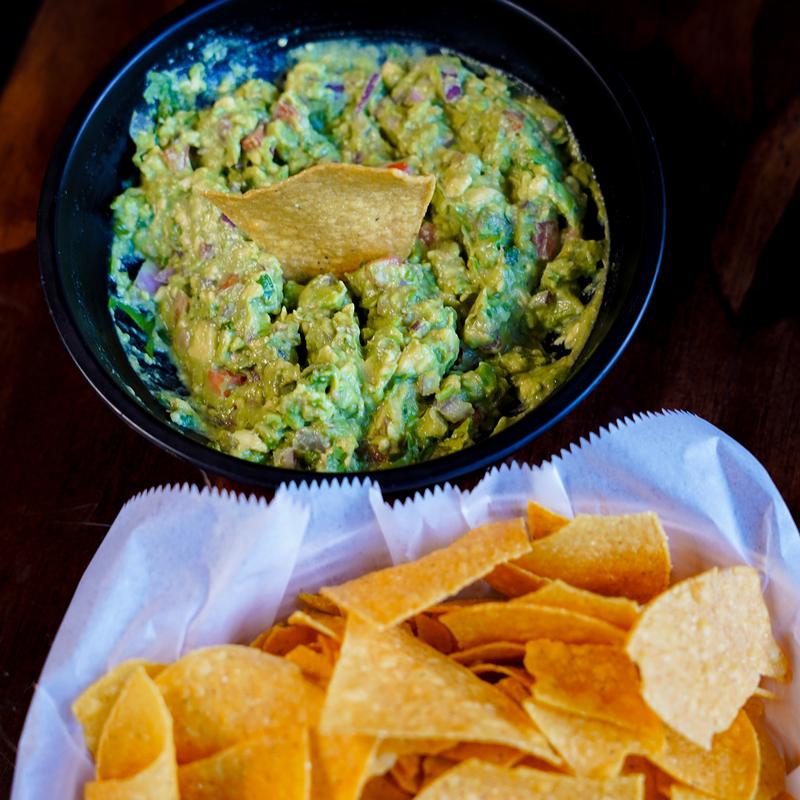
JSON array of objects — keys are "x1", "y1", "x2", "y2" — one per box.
[
  {"x1": 95, "y1": 666, "x2": 175, "y2": 782},
  {"x1": 203, "y1": 163, "x2": 436, "y2": 281},
  {"x1": 72, "y1": 659, "x2": 165, "y2": 759},
  {"x1": 528, "y1": 501, "x2": 570, "y2": 539},
  {"x1": 320, "y1": 615, "x2": 560, "y2": 763},
  {"x1": 648, "y1": 711, "x2": 760, "y2": 800},
  {"x1": 440, "y1": 601, "x2": 626, "y2": 649},
  {"x1": 413, "y1": 759, "x2": 646, "y2": 799},
  {"x1": 627, "y1": 566, "x2": 787, "y2": 748},
  {"x1": 524, "y1": 641, "x2": 664, "y2": 748},
  {"x1": 178, "y1": 727, "x2": 308, "y2": 800},
  {"x1": 514, "y1": 513, "x2": 671, "y2": 602},
  {"x1": 320, "y1": 518, "x2": 531, "y2": 629},
  {"x1": 516, "y1": 580, "x2": 640, "y2": 629},
  {"x1": 156, "y1": 644, "x2": 309, "y2": 763},
  {"x1": 485, "y1": 563, "x2": 549, "y2": 597},
  {"x1": 524, "y1": 698, "x2": 645, "y2": 778}
]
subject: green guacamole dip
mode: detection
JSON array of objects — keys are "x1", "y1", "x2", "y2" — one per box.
[{"x1": 110, "y1": 41, "x2": 608, "y2": 471}]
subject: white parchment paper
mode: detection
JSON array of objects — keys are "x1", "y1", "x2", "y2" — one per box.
[{"x1": 11, "y1": 411, "x2": 800, "y2": 799}]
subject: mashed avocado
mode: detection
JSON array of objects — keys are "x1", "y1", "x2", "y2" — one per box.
[{"x1": 109, "y1": 42, "x2": 608, "y2": 471}]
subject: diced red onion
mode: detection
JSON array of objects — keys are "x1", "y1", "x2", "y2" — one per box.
[
  {"x1": 135, "y1": 260, "x2": 172, "y2": 295},
  {"x1": 533, "y1": 220, "x2": 560, "y2": 261},
  {"x1": 419, "y1": 221, "x2": 437, "y2": 247},
  {"x1": 326, "y1": 82, "x2": 345, "y2": 94},
  {"x1": 445, "y1": 84, "x2": 462, "y2": 101},
  {"x1": 221, "y1": 213, "x2": 236, "y2": 228},
  {"x1": 355, "y1": 72, "x2": 379, "y2": 113}
]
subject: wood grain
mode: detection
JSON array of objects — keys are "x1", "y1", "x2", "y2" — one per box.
[{"x1": 0, "y1": 0, "x2": 797, "y2": 793}]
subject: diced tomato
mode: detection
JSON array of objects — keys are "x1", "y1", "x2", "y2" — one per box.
[
  {"x1": 386, "y1": 160, "x2": 410, "y2": 173},
  {"x1": 273, "y1": 101, "x2": 297, "y2": 123},
  {"x1": 218, "y1": 274, "x2": 239, "y2": 290},
  {"x1": 241, "y1": 122, "x2": 265, "y2": 151},
  {"x1": 419, "y1": 221, "x2": 437, "y2": 247},
  {"x1": 208, "y1": 369, "x2": 246, "y2": 397},
  {"x1": 503, "y1": 110, "x2": 525, "y2": 133}
]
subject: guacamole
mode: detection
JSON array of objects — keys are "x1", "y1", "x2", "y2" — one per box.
[{"x1": 109, "y1": 41, "x2": 608, "y2": 471}]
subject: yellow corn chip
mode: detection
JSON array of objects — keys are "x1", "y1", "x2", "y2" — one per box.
[
  {"x1": 514, "y1": 513, "x2": 671, "y2": 602},
  {"x1": 361, "y1": 775, "x2": 413, "y2": 800},
  {"x1": 515, "y1": 580, "x2": 640, "y2": 629},
  {"x1": 469, "y1": 663, "x2": 534, "y2": 687},
  {"x1": 745, "y1": 700, "x2": 786, "y2": 800},
  {"x1": 286, "y1": 643, "x2": 335, "y2": 686},
  {"x1": 72, "y1": 659, "x2": 165, "y2": 759},
  {"x1": 203, "y1": 163, "x2": 436, "y2": 281},
  {"x1": 623, "y1": 756, "x2": 671, "y2": 800},
  {"x1": 311, "y1": 731, "x2": 376, "y2": 800},
  {"x1": 252, "y1": 622, "x2": 317, "y2": 655},
  {"x1": 450, "y1": 642, "x2": 527, "y2": 665},
  {"x1": 299, "y1": 592, "x2": 341, "y2": 615},
  {"x1": 440, "y1": 602, "x2": 626, "y2": 649},
  {"x1": 288, "y1": 609, "x2": 346, "y2": 642},
  {"x1": 668, "y1": 787, "x2": 713, "y2": 799},
  {"x1": 156, "y1": 645, "x2": 309, "y2": 763},
  {"x1": 96, "y1": 667, "x2": 175, "y2": 782},
  {"x1": 413, "y1": 613, "x2": 456, "y2": 653},
  {"x1": 423, "y1": 599, "x2": 487, "y2": 615},
  {"x1": 320, "y1": 615, "x2": 559, "y2": 763},
  {"x1": 84, "y1": 749, "x2": 179, "y2": 800},
  {"x1": 496, "y1": 676, "x2": 533, "y2": 705},
  {"x1": 375, "y1": 738, "x2": 453, "y2": 768},
  {"x1": 524, "y1": 698, "x2": 645, "y2": 778},
  {"x1": 439, "y1": 742, "x2": 525, "y2": 766},
  {"x1": 528, "y1": 501, "x2": 570, "y2": 539},
  {"x1": 524, "y1": 641, "x2": 664, "y2": 748},
  {"x1": 178, "y1": 727, "x2": 308, "y2": 800},
  {"x1": 648, "y1": 711, "x2": 759, "y2": 800},
  {"x1": 390, "y1": 755, "x2": 423, "y2": 795},
  {"x1": 627, "y1": 566, "x2": 787, "y2": 748},
  {"x1": 321, "y1": 518, "x2": 530, "y2": 628},
  {"x1": 421, "y1": 756, "x2": 456, "y2": 788},
  {"x1": 414, "y1": 759, "x2": 645, "y2": 799},
  {"x1": 485, "y1": 563, "x2": 550, "y2": 597}
]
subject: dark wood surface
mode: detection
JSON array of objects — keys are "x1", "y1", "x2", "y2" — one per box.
[{"x1": 1, "y1": 0, "x2": 797, "y2": 790}]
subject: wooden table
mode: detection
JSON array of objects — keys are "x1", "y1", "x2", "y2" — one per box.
[{"x1": 1, "y1": 0, "x2": 797, "y2": 790}]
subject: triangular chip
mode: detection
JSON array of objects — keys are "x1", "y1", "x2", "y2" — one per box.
[
  {"x1": 745, "y1": 699, "x2": 786, "y2": 800},
  {"x1": 524, "y1": 698, "x2": 645, "y2": 778},
  {"x1": 528, "y1": 501, "x2": 570, "y2": 539},
  {"x1": 440, "y1": 602, "x2": 626, "y2": 649},
  {"x1": 251, "y1": 622, "x2": 317, "y2": 655},
  {"x1": 515, "y1": 580, "x2": 640, "y2": 629},
  {"x1": 450, "y1": 642, "x2": 527, "y2": 665},
  {"x1": 648, "y1": 711, "x2": 759, "y2": 800},
  {"x1": 311, "y1": 731, "x2": 376, "y2": 800},
  {"x1": 320, "y1": 519, "x2": 531, "y2": 629},
  {"x1": 320, "y1": 615, "x2": 559, "y2": 763},
  {"x1": 485, "y1": 563, "x2": 549, "y2": 597},
  {"x1": 627, "y1": 566, "x2": 786, "y2": 748},
  {"x1": 524, "y1": 641, "x2": 663, "y2": 748},
  {"x1": 178, "y1": 727, "x2": 309, "y2": 800},
  {"x1": 73, "y1": 659, "x2": 165, "y2": 759},
  {"x1": 414, "y1": 759, "x2": 645, "y2": 799},
  {"x1": 288, "y1": 609, "x2": 346, "y2": 642},
  {"x1": 84, "y1": 750, "x2": 179, "y2": 800},
  {"x1": 203, "y1": 163, "x2": 435, "y2": 281},
  {"x1": 156, "y1": 645, "x2": 309, "y2": 763},
  {"x1": 513, "y1": 513, "x2": 671, "y2": 602},
  {"x1": 96, "y1": 667, "x2": 175, "y2": 781}
]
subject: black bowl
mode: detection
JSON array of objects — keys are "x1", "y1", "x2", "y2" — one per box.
[{"x1": 38, "y1": 0, "x2": 665, "y2": 492}]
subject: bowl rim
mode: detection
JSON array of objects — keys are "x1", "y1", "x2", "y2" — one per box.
[{"x1": 37, "y1": 0, "x2": 666, "y2": 493}]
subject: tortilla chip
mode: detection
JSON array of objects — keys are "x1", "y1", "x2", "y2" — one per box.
[
  {"x1": 413, "y1": 613, "x2": 456, "y2": 653},
  {"x1": 361, "y1": 775, "x2": 413, "y2": 800},
  {"x1": 528, "y1": 501, "x2": 570, "y2": 539},
  {"x1": 648, "y1": 711, "x2": 759, "y2": 800},
  {"x1": 450, "y1": 642, "x2": 527, "y2": 665},
  {"x1": 72, "y1": 659, "x2": 165, "y2": 759},
  {"x1": 485, "y1": 563, "x2": 550, "y2": 597},
  {"x1": 84, "y1": 749, "x2": 179, "y2": 800},
  {"x1": 622, "y1": 755, "x2": 671, "y2": 800},
  {"x1": 745, "y1": 700, "x2": 786, "y2": 800},
  {"x1": 321, "y1": 518, "x2": 531, "y2": 629},
  {"x1": 96, "y1": 667, "x2": 175, "y2": 782},
  {"x1": 469, "y1": 663, "x2": 534, "y2": 687},
  {"x1": 421, "y1": 756, "x2": 456, "y2": 787},
  {"x1": 289, "y1": 609, "x2": 345, "y2": 642},
  {"x1": 285, "y1": 643, "x2": 335, "y2": 686},
  {"x1": 524, "y1": 641, "x2": 663, "y2": 748},
  {"x1": 252, "y1": 622, "x2": 317, "y2": 655},
  {"x1": 440, "y1": 602, "x2": 626, "y2": 649},
  {"x1": 414, "y1": 759, "x2": 645, "y2": 799},
  {"x1": 203, "y1": 163, "x2": 436, "y2": 281},
  {"x1": 178, "y1": 727, "x2": 308, "y2": 800},
  {"x1": 627, "y1": 566, "x2": 787, "y2": 748},
  {"x1": 524, "y1": 698, "x2": 645, "y2": 778},
  {"x1": 156, "y1": 645, "x2": 309, "y2": 763},
  {"x1": 310, "y1": 729, "x2": 376, "y2": 800},
  {"x1": 439, "y1": 742, "x2": 525, "y2": 766},
  {"x1": 516, "y1": 580, "x2": 640, "y2": 629},
  {"x1": 496, "y1": 676, "x2": 533, "y2": 705},
  {"x1": 514, "y1": 513, "x2": 671, "y2": 602},
  {"x1": 390, "y1": 755, "x2": 423, "y2": 795},
  {"x1": 668, "y1": 787, "x2": 714, "y2": 799},
  {"x1": 423, "y1": 599, "x2": 488, "y2": 615},
  {"x1": 299, "y1": 592, "x2": 341, "y2": 615},
  {"x1": 320, "y1": 615, "x2": 559, "y2": 763}
]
